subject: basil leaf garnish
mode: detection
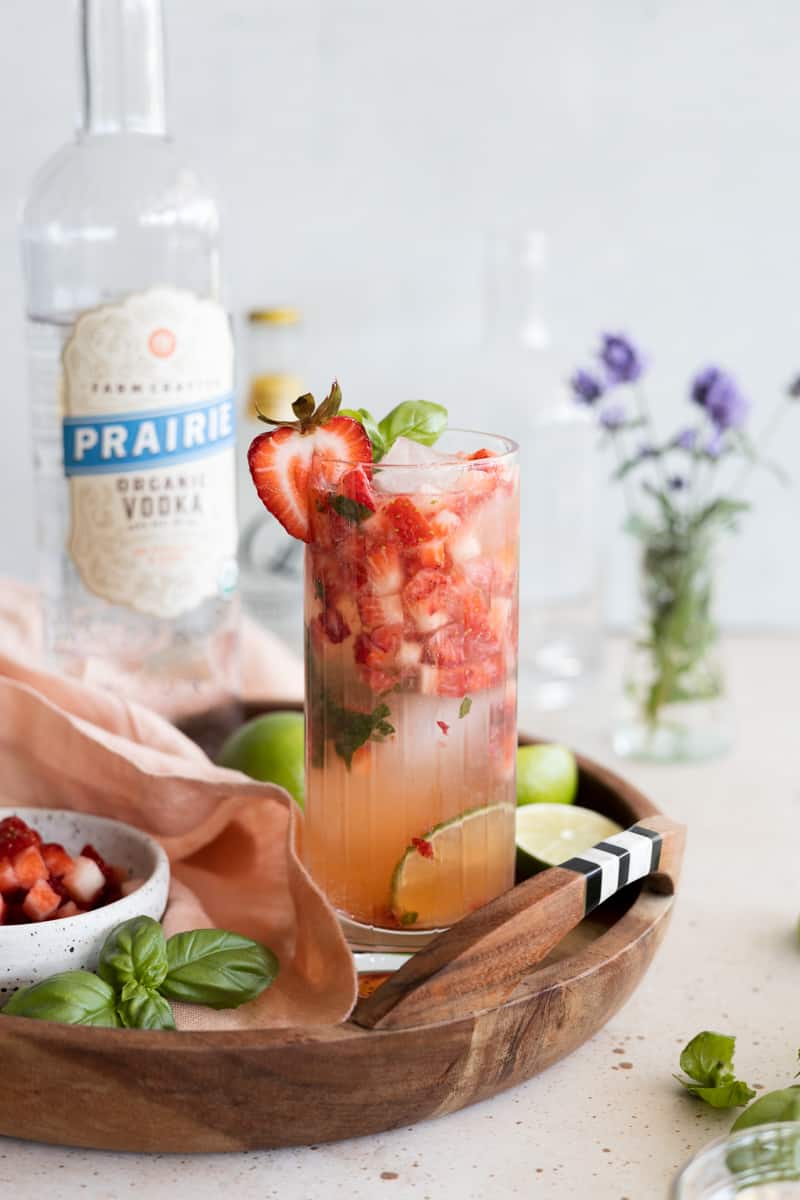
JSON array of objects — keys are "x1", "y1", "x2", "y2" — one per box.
[
  {"x1": 161, "y1": 930, "x2": 278, "y2": 1009},
  {"x1": 1, "y1": 971, "x2": 121, "y2": 1027},
  {"x1": 97, "y1": 915, "x2": 168, "y2": 993},
  {"x1": 117, "y1": 984, "x2": 176, "y2": 1031}
]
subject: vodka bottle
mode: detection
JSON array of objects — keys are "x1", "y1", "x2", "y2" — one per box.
[{"x1": 21, "y1": 0, "x2": 239, "y2": 721}]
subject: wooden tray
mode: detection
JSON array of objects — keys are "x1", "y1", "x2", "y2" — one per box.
[{"x1": 0, "y1": 731, "x2": 683, "y2": 1153}]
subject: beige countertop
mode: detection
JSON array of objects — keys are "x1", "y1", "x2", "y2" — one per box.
[{"x1": 5, "y1": 635, "x2": 799, "y2": 1199}]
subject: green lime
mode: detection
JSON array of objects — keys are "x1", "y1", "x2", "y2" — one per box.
[
  {"x1": 516, "y1": 743, "x2": 578, "y2": 807},
  {"x1": 390, "y1": 804, "x2": 512, "y2": 929},
  {"x1": 515, "y1": 803, "x2": 622, "y2": 879},
  {"x1": 218, "y1": 711, "x2": 304, "y2": 808}
]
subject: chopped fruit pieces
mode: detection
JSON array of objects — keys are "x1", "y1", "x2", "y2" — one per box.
[
  {"x1": 436, "y1": 720, "x2": 450, "y2": 736},
  {"x1": 365, "y1": 545, "x2": 404, "y2": 595},
  {"x1": 411, "y1": 836, "x2": 434, "y2": 859},
  {"x1": 339, "y1": 465, "x2": 376, "y2": 512},
  {"x1": 385, "y1": 497, "x2": 434, "y2": 545},
  {"x1": 64, "y1": 855, "x2": 106, "y2": 905},
  {"x1": 22, "y1": 878, "x2": 62, "y2": 922},
  {"x1": 402, "y1": 569, "x2": 454, "y2": 634},
  {"x1": 424, "y1": 624, "x2": 466, "y2": 667},
  {"x1": 41, "y1": 843, "x2": 75, "y2": 878},
  {"x1": 315, "y1": 605, "x2": 351, "y2": 644},
  {"x1": 354, "y1": 626, "x2": 402, "y2": 670},
  {"x1": 357, "y1": 592, "x2": 404, "y2": 630},
  {"x1": 13, "y1": 845, "x2": 48, "y2": 889},
  {"x1": 0, "y1": 816, "x2": 132, "y2": 925}
]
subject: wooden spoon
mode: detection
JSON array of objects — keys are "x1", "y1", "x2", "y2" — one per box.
[{"x1": 353, "y1": 814, "x2": 685, "y2": 1031}]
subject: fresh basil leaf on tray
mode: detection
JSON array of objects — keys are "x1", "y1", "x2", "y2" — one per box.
[
  {"x1": 161, "y1": 929, "x2": 278, "y2": 1010},
  {"x1": 117, "y1": 984, "x2": 176, "y2": 1031},
  {"x1": 97, "y1": 915, "x2": 168, "y2": 994},
  {"x1": 2, "y1": 970, "x2": 121, "y2": 1028}
]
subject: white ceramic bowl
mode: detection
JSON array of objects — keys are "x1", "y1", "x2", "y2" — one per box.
[{"x1": 0, "y1": 807, "x2": 170, "y2": 1001}]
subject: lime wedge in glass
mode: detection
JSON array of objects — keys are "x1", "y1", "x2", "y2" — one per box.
[
  {"x1": 516, "y1": 744, "x2": 578, "y2": 807},
  {"x1": 516, "y1": 803, "x2": 622, "y2": 879},
  {"x1": 390, "y1": 804, "x2": 513, "y2": 929}
]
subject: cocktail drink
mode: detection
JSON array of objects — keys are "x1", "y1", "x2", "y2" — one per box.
[
  {"x1": 247, "y1": 388, "x2": 519, "y2": 949},
  {"x1": 303, "y1": 431, "x2": 519, "y2": 945}
]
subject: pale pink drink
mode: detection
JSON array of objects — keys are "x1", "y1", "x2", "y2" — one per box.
[{"x1": 303, "y1": 432, "x2": 519, "y2": 948}]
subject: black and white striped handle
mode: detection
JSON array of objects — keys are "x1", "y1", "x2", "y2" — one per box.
[{"x1": 562, "y1": 823, "x2": 668, "y2": 915}]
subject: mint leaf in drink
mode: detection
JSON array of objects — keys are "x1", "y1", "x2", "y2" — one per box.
[
  {"x1": 377, "y1": 401, "x2": 447, "y2": 459},
  {"x1": 324, "y1": 695, "x2": 395, "y2": 768},
  {"x1": 1, "y1": 971, "x2": 121, "y2": 1027},
  {"x1": 97, "y1": 915, "x2": 168, "y2": 994},
  {"x1": 731, "y1": 1086, "x2": 800, "y2": 1132},
  {"x1": 161, "y1": 930, "x2": 278, "y2": 1010},
  {"x1": 675, "y1": 1031, "x2": 755, "y2": 1108},
  {"x1": 330, "y1": 494, "x2": 374, "y2": 524},
  {"x1": 459, "y1": 696, "x2": 472, "y2": 718}
]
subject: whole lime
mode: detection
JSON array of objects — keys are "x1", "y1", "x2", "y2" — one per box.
[
  {"x1": 516, "y1": 743, "x2": 578, "y2": 807},
  {"x1": 218, "y1": 711, "x2": 304, "y2": 808}
]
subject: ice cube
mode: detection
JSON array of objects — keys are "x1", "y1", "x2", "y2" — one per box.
[{"x1": 375, "y1": 437, "x2": 465, "y2": 494}]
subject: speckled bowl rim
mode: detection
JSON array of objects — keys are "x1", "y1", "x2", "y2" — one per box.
[{"x1": 0, "y1": 807, "x2": 170, "y2": 939}]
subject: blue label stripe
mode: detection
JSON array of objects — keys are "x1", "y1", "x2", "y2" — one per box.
[{"x1": 63, "y1": 393, "x2": 235, "y2": 477}]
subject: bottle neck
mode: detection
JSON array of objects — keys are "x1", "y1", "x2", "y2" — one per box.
[{"x1": 79, "y1": 0, "x2": 167, "y2": 137}]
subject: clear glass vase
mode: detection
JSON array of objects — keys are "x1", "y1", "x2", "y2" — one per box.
[{"x1": 613, "y1": 532, "x2": 735, "y2": 763}]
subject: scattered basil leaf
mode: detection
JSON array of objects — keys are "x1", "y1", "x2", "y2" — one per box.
[
  {"x1": 731, "y1": 1086, "x2": 800, "y2": 1132},
  {"x1": 117, "y1": 984, "x2": 176, "y2": 1031},
  {"x1": 97, "y1": 915, "x2": 168, "y2": 994},
  {"x1": 675, "y1": 1031, "x2": 755, "y2": 1109},
  {"x1": 161, "y1": 930, "x2": 278, "y2": 1010},
  {"x1": 340, "y1": 407, "x2": 388, "y2": 459},
  {"x1": 323, "y1": 695, "x2": 395, "y2": 769},
  {"x1": 1, "y1": 971, "x2": 121, "y2": 1028},
  {"x1": 330, "y1": 494, "x2": 374, "y2": 524},
  {"x1": 378, "y1": 401, "x2": 447, "y2": 456},
  {"x1": 459, "y1": 696, "x2": 472, "y2": 719}
]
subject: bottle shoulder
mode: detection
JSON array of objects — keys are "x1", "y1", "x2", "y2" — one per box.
[{"x1": 22, "y1": 136, "x2": 220, "y2": 239}]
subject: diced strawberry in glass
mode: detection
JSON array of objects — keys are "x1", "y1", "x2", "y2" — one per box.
[
  {"x1": 461, "y1": 556, "x2": 495, "y2": 592},
  {"x1": 488, "y1": 595, "x2": 513, "y2": 639},
  {"x1": 384, "y1": 497, "x2": 434, "y2": 546},
  {"x1": 395, "y1": 639, "x2": 423, "y2": 668},
  {"x1": 428, "y1": 508, "x2": 461, "y2": 539},
  {"x1": 12, "y1": 845, "x2": 49, "y2": 889},
  {"x1": 465, "y1": 655, "x2": 505, "y2": 692},
  {"x1": 358, "y1": 592, "x2": 404, "y2": 631},
  {"x1": 0, "y1": 857, "x2": 18, "y2": 894},
  {"x1": 409, "y1": 539, "x2": 446, "y2": 570},
  {"x1": 402, "y1": 569, "x2": 454, "y2": 634},
  {"x1": 448, "y1": 527, "x2": 482, "y2": 563},
  {"x1": 418, "y1": 664, "x2": 468, "y2": 698},
  {"x1": 424, "y1": 624, "x2": 467, "y2": 667},
  {"x1": 340, "y1": 464, "x2": 376, "y2": 511},
  {"x1": 41, "y1": 843, "x2": 76, "y2": 878},
  {"x1": 314, "y1": 605, "x2": 351, "y2": 644},
  {"x1": 22, "y1": 878, "x2": 62, "y2": 922},
  {"x1": 354, "y1": 625, "x2": 402, "y2": 670},
  {"x1": 465, "y1": 448, "x2": 496, "y2": 460},
  {"x1": 362, "y1": 668, "x2": 397, "y2": 695},
  {"x1": 64, "y1": 855, "x2": 105, "y2": 905},
  {"x1": 364, "y1": 545, "x2": 404, "y2": 595}
]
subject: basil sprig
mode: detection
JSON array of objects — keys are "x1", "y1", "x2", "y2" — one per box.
[
  {"x1": 341, "y1": 400, "x2": 447, "y2": 462},
  {"x1": 1, "y1": 916, "x2": 278, "y2": 1030},
  {"x1": 674, "y1": 1031, "x2": 756, "y2": 1109}
]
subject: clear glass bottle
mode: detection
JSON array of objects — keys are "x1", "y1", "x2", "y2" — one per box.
[{"x1": 21, "y1": 0, "x2": 239, "y2": 723}]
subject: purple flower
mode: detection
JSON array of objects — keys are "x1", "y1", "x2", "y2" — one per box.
[
  {"x1": 570, "y1": 369, "x2": 605, "y2": 405},
  {"x1": 704, "y1": 430, "x2": 724, "y2": 459},
  {"x1": 674, "y1": 428, "x2": 697, "y2": 451},
  {"x1": 637, "y1": 441, "x2": 658, "y2": 459},
  {"x1": 691, "y1": 366, "x2": 750, "y2": 431},
  {"x1": 598, "y1": 333, "x2": 645, "y2": 384},
  {"x1": 599, "y1": 403, "x2": 626, "y2": 431},
  {"x1": 788, "y1": 375, "x2": 800, "y2": 399},
  {"x1": 668, "y1": 474, "x2": 685, "y2": 490}
]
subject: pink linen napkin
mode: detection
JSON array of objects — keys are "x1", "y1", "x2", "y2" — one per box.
[{"x1": 0, "y1": 580, "x2": 357, "y2": 1029}]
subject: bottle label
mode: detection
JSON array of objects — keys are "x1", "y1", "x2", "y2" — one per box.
[{"x1": 62, "y1": 287, "x2": 238, "y2": 619}]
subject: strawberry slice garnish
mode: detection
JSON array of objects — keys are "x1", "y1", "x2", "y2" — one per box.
[{"x1": 248, "y1": 383, "x2": 372, "y2": 542}]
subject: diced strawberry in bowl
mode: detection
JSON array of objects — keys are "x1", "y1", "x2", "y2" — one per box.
[{"x1": 0, "y1": 808, "x2": 170, "y2": 1001}]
